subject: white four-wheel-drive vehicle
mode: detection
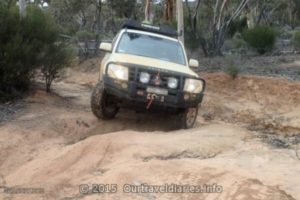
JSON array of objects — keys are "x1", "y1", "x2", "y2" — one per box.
[{"x1": 91, "y1": 20, "x2": 205, "y2": 128}]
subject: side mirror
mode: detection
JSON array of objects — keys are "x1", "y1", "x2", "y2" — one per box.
[
  {"x1": 189, "y1": 59, "x2": 199, "y2": 69},
  {"x1": 99, "y1": 42, "x2": 112, "y2": 52}
]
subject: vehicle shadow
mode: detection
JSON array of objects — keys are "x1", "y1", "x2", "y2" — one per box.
[
  {"x1": 82, "y1": 109, "x2": 182, "y2": 139},
  {"x1": 67, "y1": 105, "x2": 208, "y2": 145}
]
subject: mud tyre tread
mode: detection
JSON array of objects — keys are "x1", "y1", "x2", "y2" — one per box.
[
  {"x1": 181, "y1": 105, "x2": 199, "y2": 129},
  {"x1": 91, "y1": 82, "x2": 118, "y2": 120}
]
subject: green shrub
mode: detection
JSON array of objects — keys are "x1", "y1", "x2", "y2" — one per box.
[
  {"x1": 225, "y1": 56, "x2": 240, "y2": 79},
  {"x1": 41, "y1": 43, "x2": 73, "y2": 92},
  {"x1": 228, "y1": 17, "x2": 248, "y2": 37},
  {"x1": 0, "y1": 4, "x2": 66, "y2": 101},
  {"x1": 293, "y1": 31, "x2": 300, "y2": 51},
  {"x1": 226, "y1": 63, "x2": 240, "y2": 79},
  {"x1": 242, "y1": 26, "x2": 276, "y2": 54},
  {"x1": 0, "y1": 6, "x2": 45, "y2": 101}
]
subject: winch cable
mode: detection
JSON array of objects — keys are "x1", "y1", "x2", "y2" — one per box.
[
  {"x1": 146, "y1": 97, "x2": 154, "y2": 110},
  {"x1": 147, "y1": 71, "x2": 160, "y2": 110}
]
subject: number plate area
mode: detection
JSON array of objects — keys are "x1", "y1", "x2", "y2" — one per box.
[
  {"x1": 146, "y1": 87, "x2": 168, "y2": 95},
  {"x1": 146, "y1": 87, "x2": 168, "y2": 102}
]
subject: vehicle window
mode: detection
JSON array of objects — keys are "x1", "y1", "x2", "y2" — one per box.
[{"x1": 116, "y1": 32, "x2": 186, "y2": 65}]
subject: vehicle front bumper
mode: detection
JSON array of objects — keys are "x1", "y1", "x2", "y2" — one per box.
[{"x1": 103, "y1": 75, "x2": 205, "y2": 109}]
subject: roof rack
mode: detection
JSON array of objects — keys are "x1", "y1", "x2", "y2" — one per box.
[{"x1": 122, "y1": 19, "x2": 179, "y2": 38}]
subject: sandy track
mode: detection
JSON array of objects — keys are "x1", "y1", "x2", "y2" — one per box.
[
  {"x1": 1, "y1": 123, "x2": 299, "y2": 200},
  {"x1": 0, "y1": 61, "x2": 300, "y2": 200}
]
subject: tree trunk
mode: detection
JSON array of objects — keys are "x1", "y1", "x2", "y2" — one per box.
[
  {"x1": 185, "y1": 0, "x2": 192, "y2": 27},
  {"x1": 145, "y1": 0, "x2": 151, "y2": 22},
  {"x1": 19, "y1": 0, "x2": 26, "y2": 18},
  {"x1": 164, "y1": 0, "x2": 174, "y2": 22},
  {"x1": 199, "y1": 37, "x2": 209, "y2": 57},
  {"x1": 193, "y1": 0, "x2": 202, "y2": 31},
  {"x1": 208, "y1": 0, "x2": 249, "y2": 57},
  {"x1": 45, "y1": 76, "x2": 52, "y2": 93},
  {"x1": 94, "y1": 0, "x2": 102, "y2": 56},
  {"x1": 256, "y1": 6, "x2": 267, "y2": 25},
  {"x1": 177, "y1": 0, "x2": 184, "y2": 44}
]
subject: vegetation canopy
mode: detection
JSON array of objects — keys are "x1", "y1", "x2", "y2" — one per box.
[
  {"x1": 242, "y1": 25, "x2": 276, "y2": 54},
  {"x1": 1, "y1": 0, "x2": 300, "y2": 101},
  {"x1": 0, "y1": 3, "x2": 71, "y2": 101}
]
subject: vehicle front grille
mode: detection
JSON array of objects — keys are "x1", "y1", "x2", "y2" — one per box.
[
  {"x1": 129, "y1": 67, "x2": 183, "y2": 88},
  {"x1": 128, "y1": 66, "x2": 184, "y2": 96}
]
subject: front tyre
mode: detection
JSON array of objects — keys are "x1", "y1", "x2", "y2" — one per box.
[
  {"x1": 181, "y1": 105, "x2": 199, "y2": 129},
  {"x1": 91, "y1": 82, "x2": 119, "y2": 120}
]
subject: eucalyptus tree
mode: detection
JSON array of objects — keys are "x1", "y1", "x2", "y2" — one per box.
[{"x1": 185, "y1": 0, "x2": 250, "y2": 56}]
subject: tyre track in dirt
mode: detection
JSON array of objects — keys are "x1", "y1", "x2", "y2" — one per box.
[{"x1": 0, "y1": 65, "x2": 300, "y2": 200}]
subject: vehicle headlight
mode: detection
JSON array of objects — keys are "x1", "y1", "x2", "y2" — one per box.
[
  {"x1": 184, "y1": 78, "x2": 204, "y2": 93},
  {"x1": 107, "y1": 64, "x2": 128, "y2": 81},
  {"x1": 167, "y1": 77, "x2": 178, "y2": 89},
  {"x1": 139, "y1": 72, "x2": 150, "y2": 84}
]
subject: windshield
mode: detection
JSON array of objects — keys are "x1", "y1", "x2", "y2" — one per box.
[{"x1": 116, "y1": 32, "x2": 186, "y2": 65}]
